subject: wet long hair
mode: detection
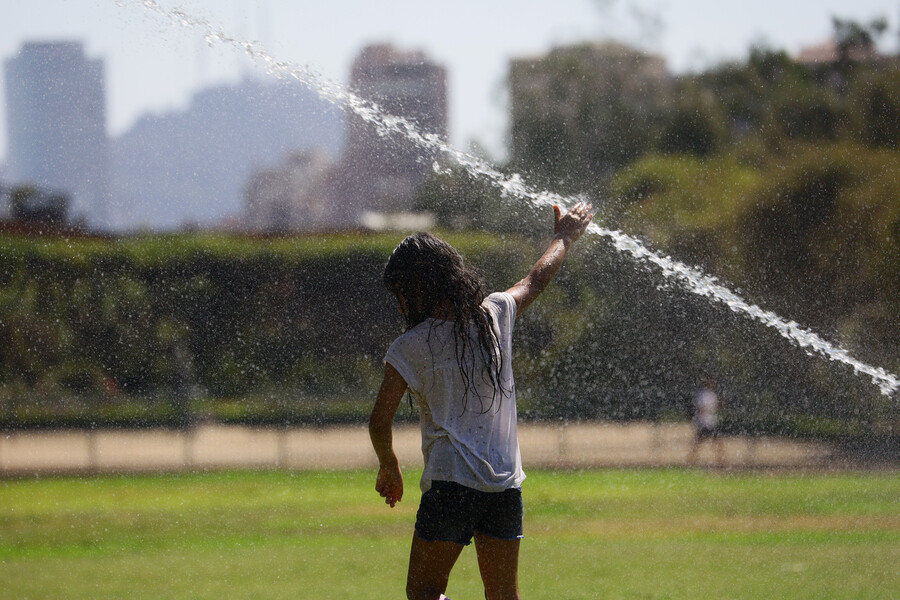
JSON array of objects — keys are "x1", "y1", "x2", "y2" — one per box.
[{"x1": 383, "y1": 232, "x2": 508, "y2": 412}]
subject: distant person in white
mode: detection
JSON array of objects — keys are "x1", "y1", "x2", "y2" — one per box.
[
  {"x1": 369, "y1": 202, "x2": 593, "y2": 600},
  {"x1": 688, "y1": 377, "x2": 724, "y2": 466}
]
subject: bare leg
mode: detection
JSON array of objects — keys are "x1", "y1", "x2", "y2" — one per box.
[
  {"x1": 406, "y1": 534, "x2": 465, "y2": 600},
  {"x1": 688, "y1": 436, "x2": 700, "y2": 464},
  {"x1": 474, "y1": 532, "x2": 521, "y2": 600},
  {"x1": 714, "y1": 436, "x2": 725, "y2": 468}
]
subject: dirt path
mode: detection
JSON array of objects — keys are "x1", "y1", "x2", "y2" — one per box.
[{"x1": 0, "y1": 422, "x2": 838, "y2": 475}]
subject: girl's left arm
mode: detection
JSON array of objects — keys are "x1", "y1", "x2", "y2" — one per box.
[{"x1": 369, "y1": 362, "x2": 408, "y2": 508}]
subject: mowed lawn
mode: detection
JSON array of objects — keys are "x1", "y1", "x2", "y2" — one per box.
[{"x1": 1, "y1": 468, "x2": 898, "y2": 599}]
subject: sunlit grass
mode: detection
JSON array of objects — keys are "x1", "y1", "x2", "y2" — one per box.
[{"x1": 1, "y1": 468, "x2": 898, "y2": 599}]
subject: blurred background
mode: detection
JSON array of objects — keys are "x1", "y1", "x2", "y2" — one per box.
[{"x1": 1, "y1": 0, "x2": 899, "y2": 465}]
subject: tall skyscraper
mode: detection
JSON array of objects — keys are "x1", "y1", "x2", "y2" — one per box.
[
  {"x1": 5, "y1": 42, "x2": 109, "y2": 227},
  {"x1": 339, "y1": 44, "x2": 447, "y2": 223}
]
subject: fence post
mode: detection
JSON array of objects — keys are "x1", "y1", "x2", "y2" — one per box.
[
  {"x1": 183, "y1": 427, "x2": 196, "y2": 470},
  {"x1": 652, "y1": 422, "x2": 662, "y2": 463},
  {"x1": 87, "y1": 429, "x2": 98, "y2": 472},
  {"x1": 557, "y1": 422, "x2": 568, "y2": 466},
  {"x1": 277, "y1": 426, "x2": 289, "y2": 468}
]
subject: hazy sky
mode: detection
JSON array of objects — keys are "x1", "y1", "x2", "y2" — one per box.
[{"x1": 1, "y1": 0, "x2": 897, "y2": 163}]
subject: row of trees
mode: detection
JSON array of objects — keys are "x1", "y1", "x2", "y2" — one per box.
[{"x1": 508, "y1": 17, "x2": 898, "y2": 185}]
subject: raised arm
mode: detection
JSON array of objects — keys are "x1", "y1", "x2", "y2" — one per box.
[
  {"x1": 368, "y1": 361, "x2": 408, "y2": 507},
  {"x1": 506, "y1": 202, "x2": 593, "y2": 315}
]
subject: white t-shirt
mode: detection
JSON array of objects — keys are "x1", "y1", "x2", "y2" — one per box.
[
  {"x1": 384, "y1": 292, "x2": 525, "y2": 493},
  {"x1": 694, "y1": 389, "x2": 719, "y2": 429}
]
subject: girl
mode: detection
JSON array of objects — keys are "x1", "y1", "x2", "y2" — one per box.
[{"x1": 369, "y1": 202, "x2": 593, "y2": 600}]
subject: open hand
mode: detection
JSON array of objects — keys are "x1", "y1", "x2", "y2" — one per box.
[
  {"x1": 375, "y1": 462, "x2": 404, "y2": 508},
  {"x1": 553, "y1": 202, "x2": 594, "y2": 245}
]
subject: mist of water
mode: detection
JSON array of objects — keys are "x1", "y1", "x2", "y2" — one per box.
[{"x1": 123, "y1": 0, "x2": 899, "y2": 397}]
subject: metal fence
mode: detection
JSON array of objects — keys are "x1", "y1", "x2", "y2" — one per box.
[{"x1": 0, "y1": 422, "x2": 838, "y2": 475}]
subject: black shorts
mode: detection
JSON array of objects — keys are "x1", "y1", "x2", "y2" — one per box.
[
  {"x1": 414, "y1": 480, "x2": 524, "y2": 546},
  {"x1": 696, "y1": 425, "x2": 719, "y2": 439}
]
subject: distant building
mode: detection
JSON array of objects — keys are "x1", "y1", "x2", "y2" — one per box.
[
  {"x1": 796, "y1": 38, "x2": 882, "y2": 65},
  {"x1": 244, "y1": 150, "x2": 333, "y2": 232},
  {"x1": 112, "y1": 77, "x2": 343, "y2": 231},
  {"x1": 509, "y1": 41, "x2": 668, "y2": 114},
  {"x1": 359, "y1": 210, "x2": 434, "y2": 232},
  {"x1": 508, "y1": 41, "x2": 669, "y2": 176},
  {"x1": 338, "y1": 44, "x2": 447, "y2": 225},
  {"x1": 4, "y1": 42, "x2": 109, "y2": 228}
]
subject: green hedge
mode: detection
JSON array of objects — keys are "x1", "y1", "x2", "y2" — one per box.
[{"x1": 0, "y1": 231, "x2": 536, "y2": 428}]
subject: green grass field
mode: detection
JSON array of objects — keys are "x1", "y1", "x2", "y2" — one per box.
[{"x1": 1, "y1": 468, "x2": 898, "y2": 599}]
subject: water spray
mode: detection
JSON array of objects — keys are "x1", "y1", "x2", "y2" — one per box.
[{"x1": 121, "y1": 0, "x2": 899, "y2": 397}]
